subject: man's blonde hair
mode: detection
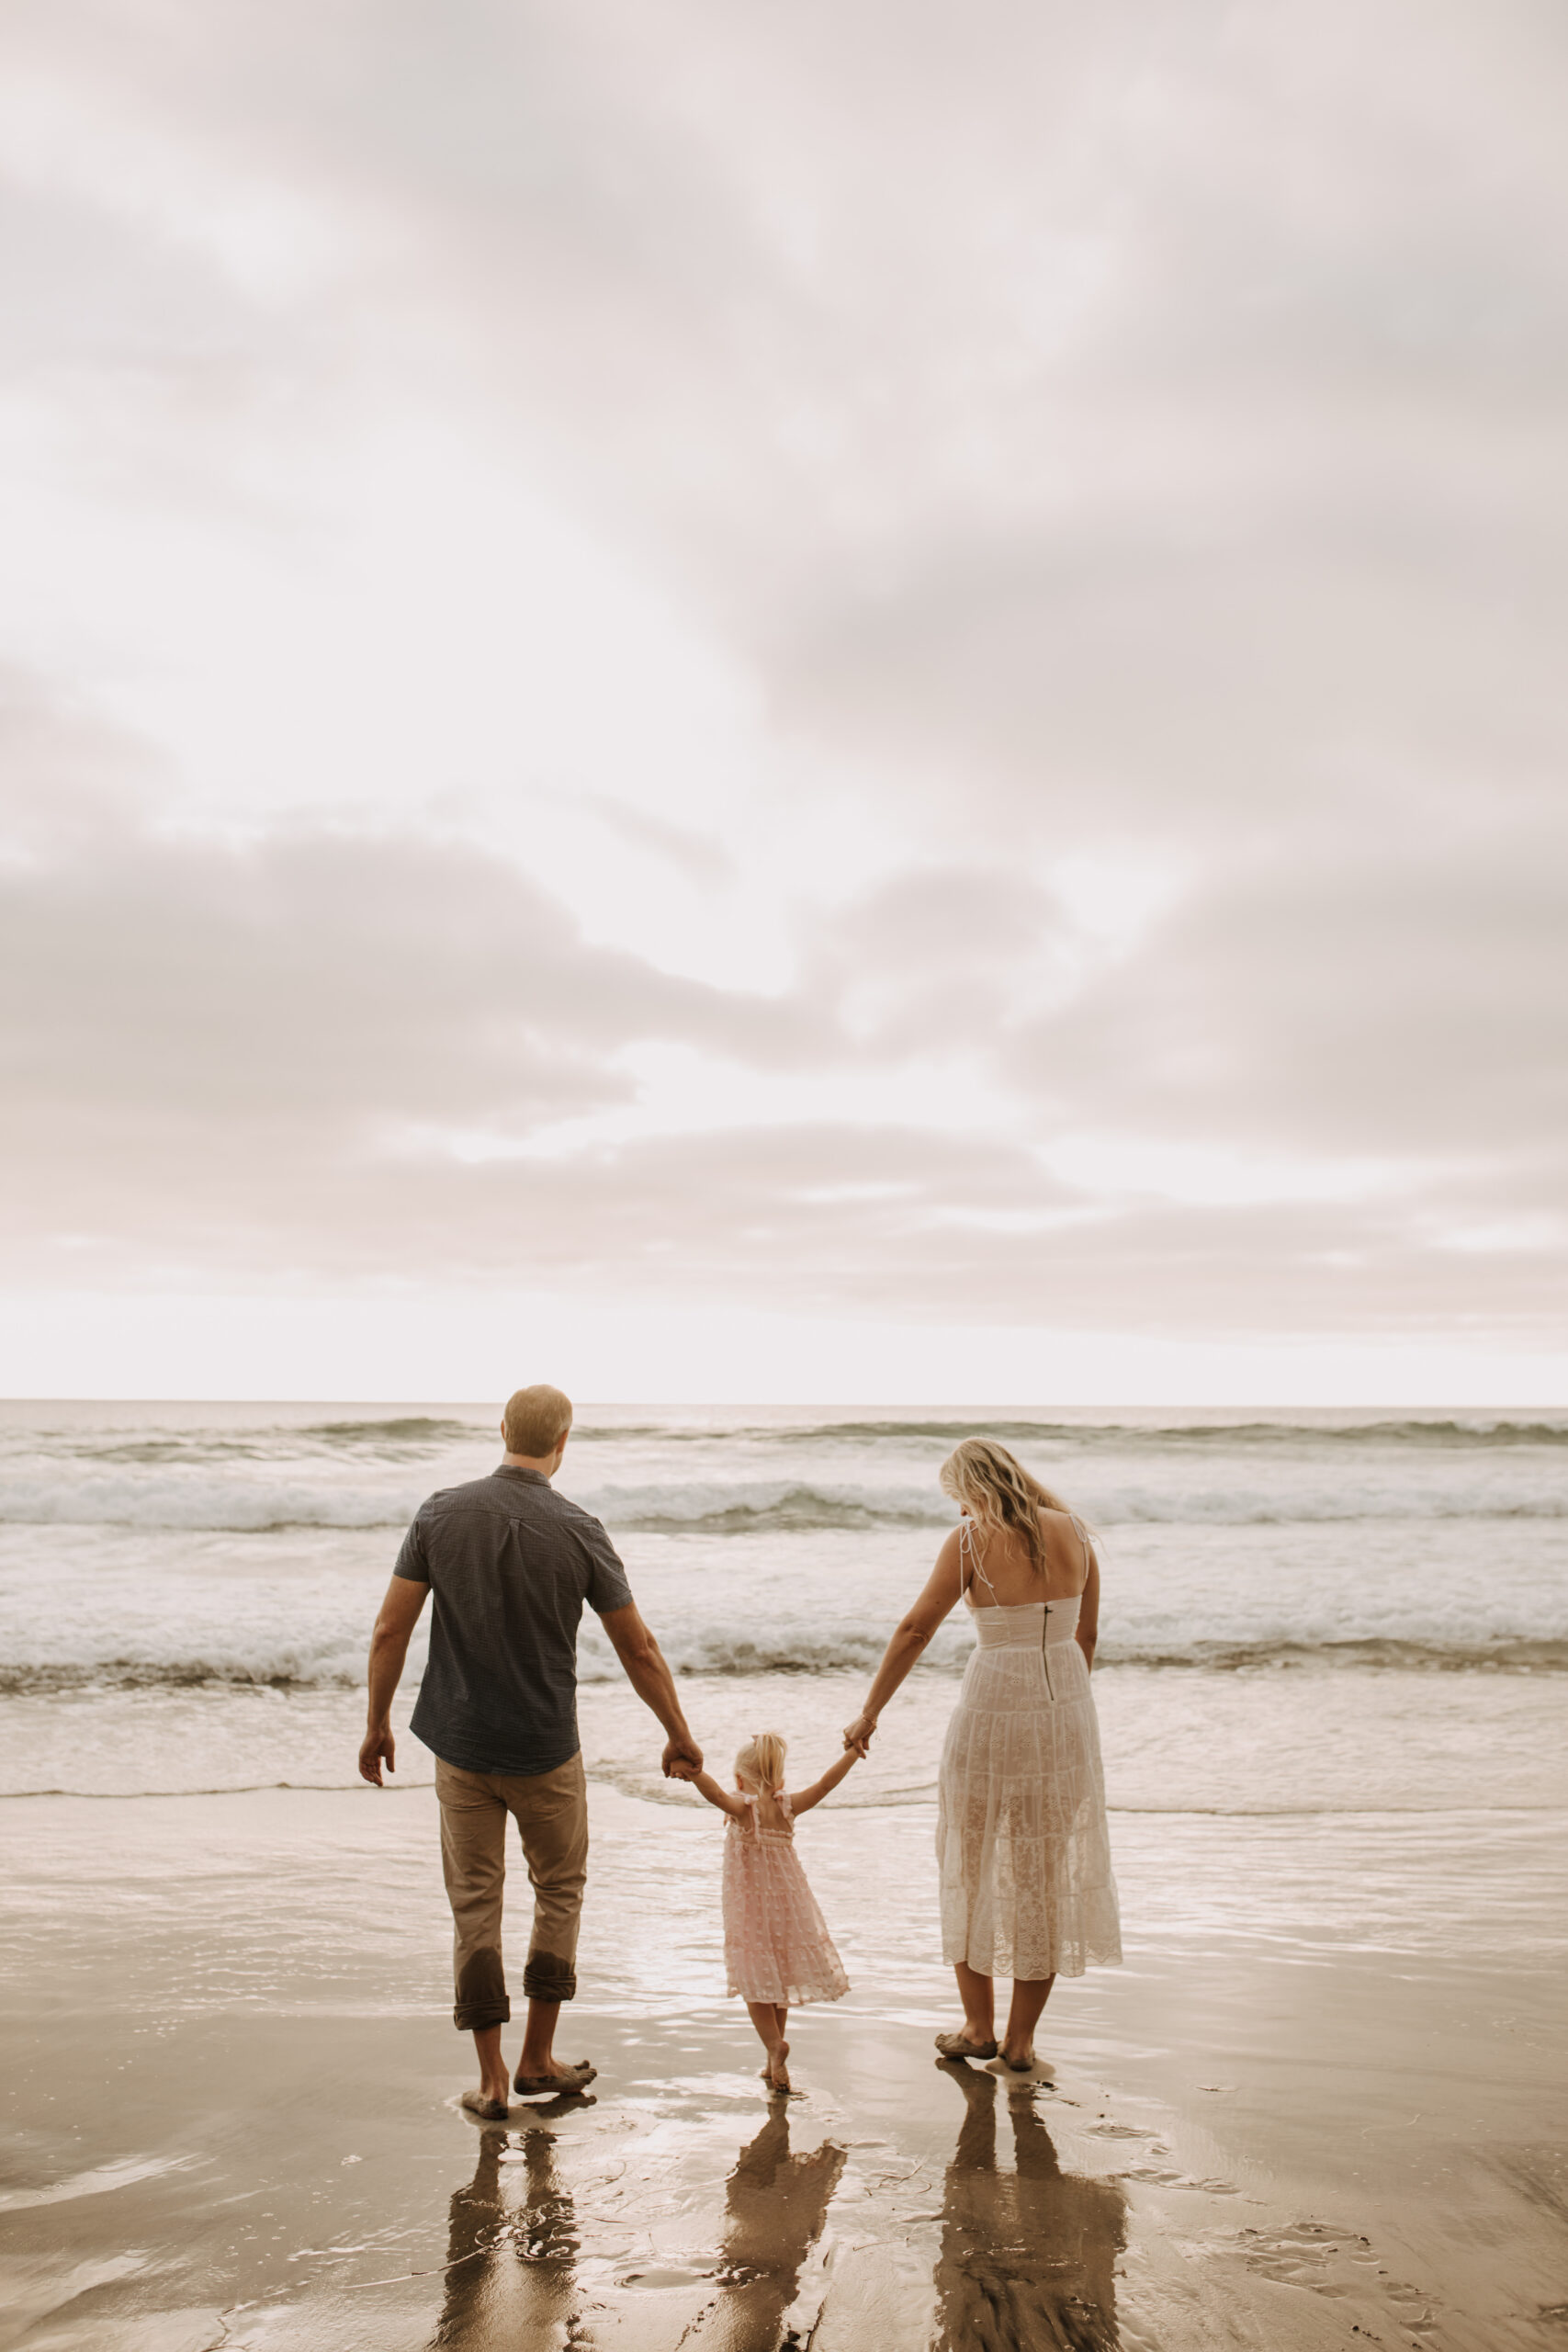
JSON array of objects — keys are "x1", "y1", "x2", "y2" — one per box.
[{"x1": 502, "y1": 1384, "x2": 573, "y2": 1459}]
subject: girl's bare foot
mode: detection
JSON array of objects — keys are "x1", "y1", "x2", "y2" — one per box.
[
  {"x1": 766, "y1": 2037, "x2": 792, "y2": 2094},
  {"x1": 998, "y1": 2041, "x2": 1036, "y2": 2072}
]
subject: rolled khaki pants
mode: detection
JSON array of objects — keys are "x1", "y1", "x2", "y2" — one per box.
[{"x1": 434, "y1": 1751, "x2": 589, "y2": 2031}]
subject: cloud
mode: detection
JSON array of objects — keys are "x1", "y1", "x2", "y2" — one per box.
[
  {"x1": 4, "y1": 704, "x2": 1562, "y2": 1345},
  {"x1": 0, "y1": 3, "x2": 1564, "y2": 1384}
]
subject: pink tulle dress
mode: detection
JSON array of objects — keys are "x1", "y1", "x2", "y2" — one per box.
[{"x1": 722, "y1": 1790, "x2": 850, "y2": 2007}]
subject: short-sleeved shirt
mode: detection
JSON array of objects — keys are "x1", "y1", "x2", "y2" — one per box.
[{"x1": 394, "y1": 1465, "x2": 634, "y2": 1777}]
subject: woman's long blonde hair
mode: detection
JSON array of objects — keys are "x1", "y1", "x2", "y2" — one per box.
[
  {"x1": 735, "y1": 1731, "x2": 787, "y2": 1795},
  {"x1": 939, "y1": 1439, "x2": 1085, "y2": 1577}
]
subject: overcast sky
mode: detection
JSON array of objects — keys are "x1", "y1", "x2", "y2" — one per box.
[{"x1": 2, "y1": 0, "x2": 1565, "y2": 1401}]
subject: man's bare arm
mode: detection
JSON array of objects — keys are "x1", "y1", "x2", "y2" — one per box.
[
  {"x1": 359, "y1": 1576, "x2": 429, "y2": 1785},
  {"x1": 599, "y1": 1602, "x2": 703, "y2": 1778}
]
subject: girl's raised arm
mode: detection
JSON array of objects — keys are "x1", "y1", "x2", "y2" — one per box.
[
  {"x1": 684, "y1": 1769, "x2": 752, "y2": 1819},
  {"x1": 789, "y1": 1746, "x2": 859, "y2": 1815}
]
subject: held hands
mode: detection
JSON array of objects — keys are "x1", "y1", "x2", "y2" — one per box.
[
  {"x1": 662, "y1": 1733, "x2": 704, "y2": 1781},
  {"x1": 841, "y1": 1712, "x2": 877, "y2": 1758},
  {"x1": 358, "y1": 1724, "x2": 395, "y2": 1786}
]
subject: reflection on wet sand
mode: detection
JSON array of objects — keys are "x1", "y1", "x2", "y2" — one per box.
[
  {"x1": 428, "y1": 2102, "x2": 843, "y2": 2350},
  {"x1": 934, "y1": 2069, "x2": 1125, "y2": 2351},
  {"x1": 425, "y1": 2076, "x2": 1115, "y2": 2349},
  {"x1": 711, "y1": 2109, "x2": 845, "y2": 2348},
  {"x1": 432, "y1": 2114, "x2": 580, "y2": 2348}
]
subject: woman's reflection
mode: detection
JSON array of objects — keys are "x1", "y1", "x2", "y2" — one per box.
[
  {"x1": 935, "y1": 2070, "x2": 1125, "y2": 2350},
  {"x1": 433, "y1": 2119, "x2": 581, "y2": 2347},
  {"x1": 714, "y1": 2109, "x2": 845, "y2": 2348}
]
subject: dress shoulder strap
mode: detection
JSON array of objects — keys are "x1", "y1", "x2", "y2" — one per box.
[
  {"x1": 958, "y1": 1516, "x2": 997, "y2": 1599},
  {"x1": 775, "y1": 1789, "x2": 793, "y2": 1821},
  {"x1": 1068, "y1": 1514, "x2": 1096, "y2": 1575}
]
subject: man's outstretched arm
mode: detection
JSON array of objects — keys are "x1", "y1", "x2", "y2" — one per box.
[
  {"x1": 599, "y1": 1603, "x2": 703, "y2": 1779},
  {"x1": 359, "y1": 1575, "x2": 429, "y2": 1785}
]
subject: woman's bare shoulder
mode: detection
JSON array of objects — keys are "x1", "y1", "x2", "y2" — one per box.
[{"x1": 1039, "y1": 1507, "x2": 1094, "y2": 1563}]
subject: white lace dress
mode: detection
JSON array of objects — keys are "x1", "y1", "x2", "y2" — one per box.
[{"x1": 935, "y1": 1520, "x2": 1122, "y2": 1980}]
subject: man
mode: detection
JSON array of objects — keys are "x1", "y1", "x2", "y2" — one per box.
[{"x1": 358, "y1": 1383, "x2": 703, "y2": 2116}]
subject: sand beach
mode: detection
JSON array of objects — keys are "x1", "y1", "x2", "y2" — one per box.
[{"x1": 4, "y1": 1770, "x2": 1564, "y2": 2351}]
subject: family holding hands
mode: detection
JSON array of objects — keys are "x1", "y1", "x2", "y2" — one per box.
[{"x1": 360, "y1": 1385, "x2": 1121, "y2": 2116}]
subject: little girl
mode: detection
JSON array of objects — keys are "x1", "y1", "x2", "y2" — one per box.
[{"x1": 682, "y1": 1730, "x2": 858, "y2": 2094}]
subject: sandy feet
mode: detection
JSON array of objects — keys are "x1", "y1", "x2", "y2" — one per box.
[
  {"x1": 513, "y1": 2058, "x2": 597, "y2": 2097},
  {"x1": 459, "y1": 2087, "x2": 509, "y2": 2121}
]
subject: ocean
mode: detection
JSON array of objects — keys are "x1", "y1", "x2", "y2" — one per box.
[{"x1": 3, "y1": 1401, "x2": 1564, "y2": 1848}]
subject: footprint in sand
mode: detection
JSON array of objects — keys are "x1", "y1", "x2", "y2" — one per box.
[{"x1": 1228, "y1": 2221, "x2": 1440, "y2": 2329}]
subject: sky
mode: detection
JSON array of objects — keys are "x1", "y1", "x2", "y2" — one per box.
[{"x1": 1, "y1": 0, "x2": 1565, "y2": 1403}]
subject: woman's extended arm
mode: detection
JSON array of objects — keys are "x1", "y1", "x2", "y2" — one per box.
[
  {"x1": 842, "y1": 1529, "x2": 964, "y2": 1753},
  {"x1": 683, "y1": 1770, "x2": 751, "y2": 1819},
  {"x1": 790, "y1": 1747, "x2": 859, "y2": 1815},
  {"x1": 1076, "y1": 1532, "x2": 1100, "y2": 1669}
]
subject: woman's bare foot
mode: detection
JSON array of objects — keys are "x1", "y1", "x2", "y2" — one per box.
[
  {"x1": 998, "y1": 2040, "x2": 1035, "y2": 2072},
  {"x1": 935, "y1": 2028, "x2": 998, "y2": 2061},
  {"x1": 765, "y1": 2037, "x2": 792, "y2": 2094}
]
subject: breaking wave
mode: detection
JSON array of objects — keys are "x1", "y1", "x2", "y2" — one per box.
[
  {"x1": 6, "y1": 1632, "x2": 1562, "y2": 1697},
  {"x1": 2, "y1": 1469, "x2": 1564, "y2": 1533},
  {"x1": 575, "y1": 1416, "x2": 1568, "y2": 1452},
  {"x1": 4, "y1": 1405, "x2": 1565, "y2": 1534}
]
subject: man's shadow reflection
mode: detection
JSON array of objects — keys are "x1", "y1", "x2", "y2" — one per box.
[
  {"x1": 433, "y1": 2114, "x2": 581, "y2": 2348},
  {"x1": 431, "y1": 2106, "x2": 842, "y2": 2351},
  {"x1": 935, "y1": 2069, "x2": 1125, "y2": 2352},
  {"x1": 715, "y1": 2109, "x2": 845, "y2": 2349}
]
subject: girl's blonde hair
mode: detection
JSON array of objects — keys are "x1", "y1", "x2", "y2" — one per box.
[
  {"x1": 939, "y1": 1439, "x2": 1087, "y2": 1577},
  {"x1": 735, "y1": 1731, "x2": 787, "y2": 1794}
]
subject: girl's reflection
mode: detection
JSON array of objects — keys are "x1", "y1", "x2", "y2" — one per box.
[
  {"x1": 935, "y1": 2070, "x2": 1125, "y2": 2350},
  {"x1": 716, "y1": 2109, "x2": 845, "y2": 2347},
  {"x1": 433, "y1": 2120, "x2": 580, "y2": 2347}
]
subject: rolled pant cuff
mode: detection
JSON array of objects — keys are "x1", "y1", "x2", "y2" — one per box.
[
  {"x1": 522, "y1": 1957, "x2": 577, "y2": 2003},
  {"x1": 454, "y1": 1996, "x2": 512, "y2": 2032}
]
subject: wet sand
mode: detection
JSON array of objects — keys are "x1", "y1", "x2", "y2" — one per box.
[{"x1": 3, "y1": 1782, "x2": 1565, "y2": 2350}]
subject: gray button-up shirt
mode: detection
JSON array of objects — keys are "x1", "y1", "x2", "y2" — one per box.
[{"x1": 394, "y1": 1465, "x2": 634, "y2": 1777}]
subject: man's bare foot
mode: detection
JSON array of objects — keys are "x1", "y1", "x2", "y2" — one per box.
[
  {"x1": 460, "y1": 2088, "x2": 509, "y2": 2120},
  {"x1": 513, "y1": 2057, "x2": 596, "y2": 2096}
]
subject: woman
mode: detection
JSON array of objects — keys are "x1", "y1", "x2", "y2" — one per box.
[{"x1": 843, "y1": 1440, "x2": 1121, "y2": 2070}]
